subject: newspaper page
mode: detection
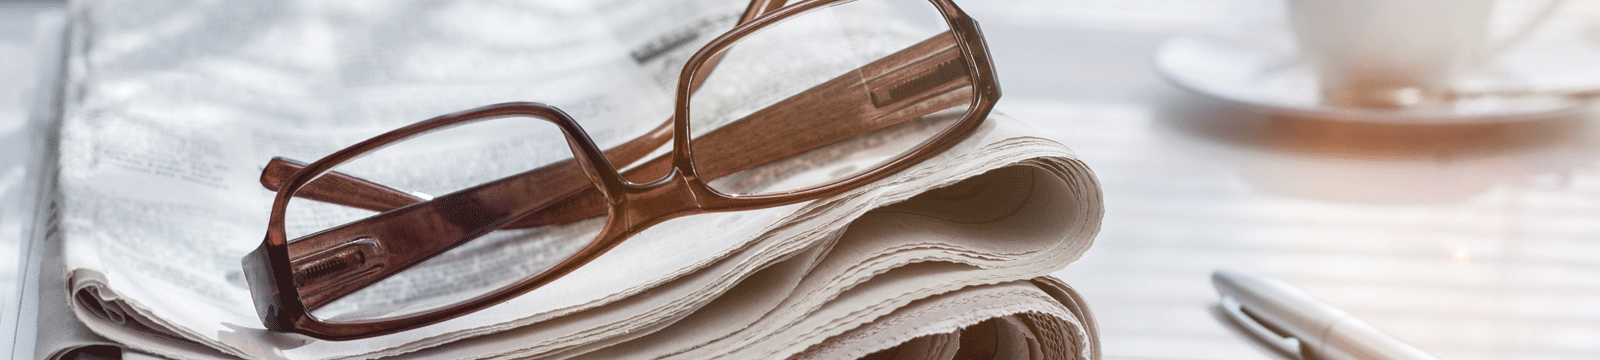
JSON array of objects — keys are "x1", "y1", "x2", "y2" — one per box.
[
  {"x1": 54, "y1": 0, "x2": 1105, "y2": 359},
  {"x1": 54, "y1": 0, "x2": 735, "y2": 358},
  {"x1": 341, "y1": 124, "x2": 1103, "y2": 360},
  {"x1": 537, "y1": 152, "x2": 1102, "y2": 360},
  {"x1": 791, "y1": 277, "x2": 1098, "y2": 360}
]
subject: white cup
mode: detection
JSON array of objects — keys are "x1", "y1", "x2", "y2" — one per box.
[{"x1": 1287, "y1": 0, "x2": 1558, "y2": 108}]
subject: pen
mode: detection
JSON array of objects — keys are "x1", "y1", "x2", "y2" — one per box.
[{"x1": 1211, "y1": 268, "x2": 1441, "y2": 360}]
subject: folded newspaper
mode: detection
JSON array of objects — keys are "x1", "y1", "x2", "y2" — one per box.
[{"x1": 45, "y1": 0, "x2": 1105, "y2": 359}]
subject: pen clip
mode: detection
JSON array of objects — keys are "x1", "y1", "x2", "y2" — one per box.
[{"x1": 1221, "y1": 295, "x2": 1304, "y2": 359}]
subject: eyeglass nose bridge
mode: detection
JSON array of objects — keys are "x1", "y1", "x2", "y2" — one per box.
[{"x1": 603, "y1": 167, "x2": 714, "y2": 231}]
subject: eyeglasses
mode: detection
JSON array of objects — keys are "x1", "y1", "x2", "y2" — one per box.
[{"x1": 242, "y1": 0, "x2": 998, "y2": 340}]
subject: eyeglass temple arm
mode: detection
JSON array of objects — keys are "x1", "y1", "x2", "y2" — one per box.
[
  {"x1": 258, "y1": 120, "x2": 673, "y2": 214},
  {"x1": 262, "y1": 32, "x2": 967, "y2": 229}
]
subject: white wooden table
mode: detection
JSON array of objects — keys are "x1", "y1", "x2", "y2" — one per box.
[{"x1": 961, "y1": 1, "x2": 1600, "y2": 359}]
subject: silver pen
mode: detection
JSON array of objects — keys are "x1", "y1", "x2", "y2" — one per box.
[{"x1": 1211, "y1": 268, "x2": 1441, "y2": 360}]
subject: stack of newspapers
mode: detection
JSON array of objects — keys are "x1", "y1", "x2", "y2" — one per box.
[{"x1": 36, "y1": 0, "x2": 1105, "y2": 359}]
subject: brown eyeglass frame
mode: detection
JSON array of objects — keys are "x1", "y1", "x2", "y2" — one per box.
[{"x1": 242, "y1": 0, "x2": 999, "y2": 340}]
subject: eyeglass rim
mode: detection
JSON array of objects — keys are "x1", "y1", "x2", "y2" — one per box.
[
  {"x1": 248, "y1": 0, "x2": 998, "y2": 340},
  {"x1": 247, "y1": 103, "x2": 617, "y2": 339},
  {"x1": 668, "y1": 0, "x2": 1000, "y2": 207}
]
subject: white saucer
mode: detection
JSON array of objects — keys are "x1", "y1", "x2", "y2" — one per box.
[{"x1": 1153, "y1": 26, "x2": 1598, "y2": 123}]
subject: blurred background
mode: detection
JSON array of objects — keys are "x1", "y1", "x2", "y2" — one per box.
[
  {"x1": 1, "y1": 0, "x2": 59, "y2": 335},
  {"x1": 5, "y1": 0, "x2": 1600, "y2": 359}
]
